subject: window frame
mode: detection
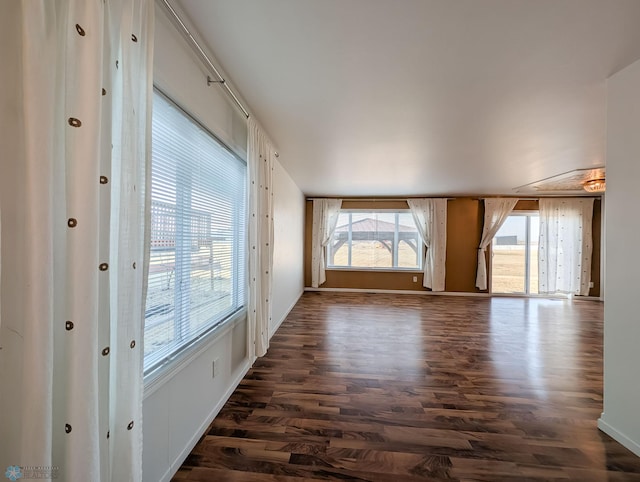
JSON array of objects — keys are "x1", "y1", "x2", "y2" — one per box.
[
  {"x1": 143, "y1": 88, "x2": 247, "y2": 379},
  {"x1": 326, "y1": 209, "x2": 423, "y2": 272}
]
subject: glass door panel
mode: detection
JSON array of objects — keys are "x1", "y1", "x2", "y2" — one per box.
[
  {"x1": 492, "y1": 216, "x2": 526, "y2": 293},
  {"x1": 528, "y1": 216, "x2": 539, "y2": 294}
]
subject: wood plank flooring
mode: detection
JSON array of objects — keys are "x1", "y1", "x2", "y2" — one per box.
[{"x1": 172, "y1": 292, "x2": 640, "y2": 481}]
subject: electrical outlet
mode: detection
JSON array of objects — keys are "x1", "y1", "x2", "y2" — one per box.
[
  {"x1": 212, "y1": 358, "x2": 219, "y2": 378},
  {"x1": 589, "y1": 281, "x2": 594, "y2": 288},
  {"x1": 412, "y1": 276, "x2": 418, "y2": 282}
]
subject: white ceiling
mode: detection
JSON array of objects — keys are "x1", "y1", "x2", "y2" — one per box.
[{"x1": 175, "y1": 0, "x2": 640, "y2": 197}]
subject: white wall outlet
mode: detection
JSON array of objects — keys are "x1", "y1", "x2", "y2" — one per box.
[
  {"x1": 589, "y1": 281, "x2": 594, "y2": 288},
  {"x1": 412, "y1": 276, "x2": 418, "y2": 282},
  {"x1": 212, "y1": 358, "x2": 219, "y2": 378}
]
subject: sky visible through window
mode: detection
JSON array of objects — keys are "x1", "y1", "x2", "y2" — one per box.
[{"x1": 497, "y1": 215, "x2": 539, "y2": 245}]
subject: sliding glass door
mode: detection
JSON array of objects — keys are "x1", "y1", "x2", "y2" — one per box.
[{"x1": 491, "y1": 213, "x2": 539, "y2": 294}]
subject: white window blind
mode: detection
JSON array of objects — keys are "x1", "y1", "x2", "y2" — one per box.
[{"x1": 144, "y1": 90, "x2": 246, "y2": 374}]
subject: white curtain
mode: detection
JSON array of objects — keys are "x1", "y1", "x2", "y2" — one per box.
[
  {"x1": 11, "y1": 2, "x2": 153, "y2": 480},
  {"x1": 407, "y1": 199, "x2": 448, "y2": 291},
  {"x1": 539, "y1": 198, "x2": 594, "y2": 296},
  {"x1": 311, "y1": 199, "x2": 342, "y2": 288},
  {"x1": 475, "y1": 198, "x2": 518, "y2": 290},
  {"x1": 247, "y1": 119, "x2": 275, "y2": 358}
]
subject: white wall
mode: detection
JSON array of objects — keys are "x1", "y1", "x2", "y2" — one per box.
[
  {"x1": 271, "y1": 160, "x2": 305, "y2": 337},
  {"x1": 153, "y1": 2, "x2": 247, "y2": 155},
  {"x1": 142, "y1": 318, "x2": 248, "y2": 482},
  {"x1": 142, "y1": 5, "x2": 252, "y2": 482},
  {"x1": 143, "y1": 5, "x2": 306, "y2": 481},
  {"x1": 598, "y1": 58, "x2": 640, "y2": 457}
]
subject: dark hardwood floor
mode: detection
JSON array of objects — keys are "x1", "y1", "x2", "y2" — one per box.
[{"x1": 172, "y1": 292, "x2": 640, "y2": 481}]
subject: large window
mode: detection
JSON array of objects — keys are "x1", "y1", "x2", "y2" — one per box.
[
  {"x1": 491, "y1": 213, "x2": 539, "y2": 294},
  {"x1": 144, "y1": 90, "x2": 246, "y2": 374},
  {"x1": 327, "y1": 211, "x2": 422, "y2": 270}
]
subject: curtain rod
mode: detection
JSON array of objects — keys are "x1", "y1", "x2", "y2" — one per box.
[
  {"x1": 307, "y1": 196, "x2": 582, "y2": 201},
  {"x1": 472, "y1": 196, "x2": 600, "y2": 200},
  {"x1": 307, "y1": 197, "x2": 456, "y2": 202},
  {"x1": 473, "y1": 196, "x2": 538, "y2": 200},
  {"x1": 161, "y1": 0, "x2": 250, "y2": 119}
]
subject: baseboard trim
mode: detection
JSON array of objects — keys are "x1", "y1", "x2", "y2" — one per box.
[
  {"x1": 156, "y1": 468, "x2": 172, "y2": 482},
  {"x1": 162, "y1": 358, "x2": 253, "y2": 482},
  {"x1": 304, "y1": 287, "x2": 488, "y2": 296},
  {"x1": 598, "y1": 416, "x2": 640, "y2": 457},
  {"x1": 304, "y1": 287, "x2": 601, "y2": 301}
]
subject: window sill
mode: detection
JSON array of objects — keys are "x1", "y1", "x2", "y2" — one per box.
[
  {"x1": 143, "y1": 309, "x2": 246, "y2": 399},
  {"x1": 326, "y1": 267, "x2": 423, "y2": 273}
]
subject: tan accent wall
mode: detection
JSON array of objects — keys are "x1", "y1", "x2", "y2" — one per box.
[
  {"x1": 514, "y1": 199, "x2": 539, "y2": 211},
  {"x1": 304, "y1": 197, "x2": 602, "y2": 297},
  {"x1": 445, "y1": 199, "x2": 483, "y2": 292}
]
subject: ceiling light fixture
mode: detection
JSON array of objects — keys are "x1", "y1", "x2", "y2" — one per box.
[{"x1": 583, "y1": 178, "x2": 606, "y2": 193}]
